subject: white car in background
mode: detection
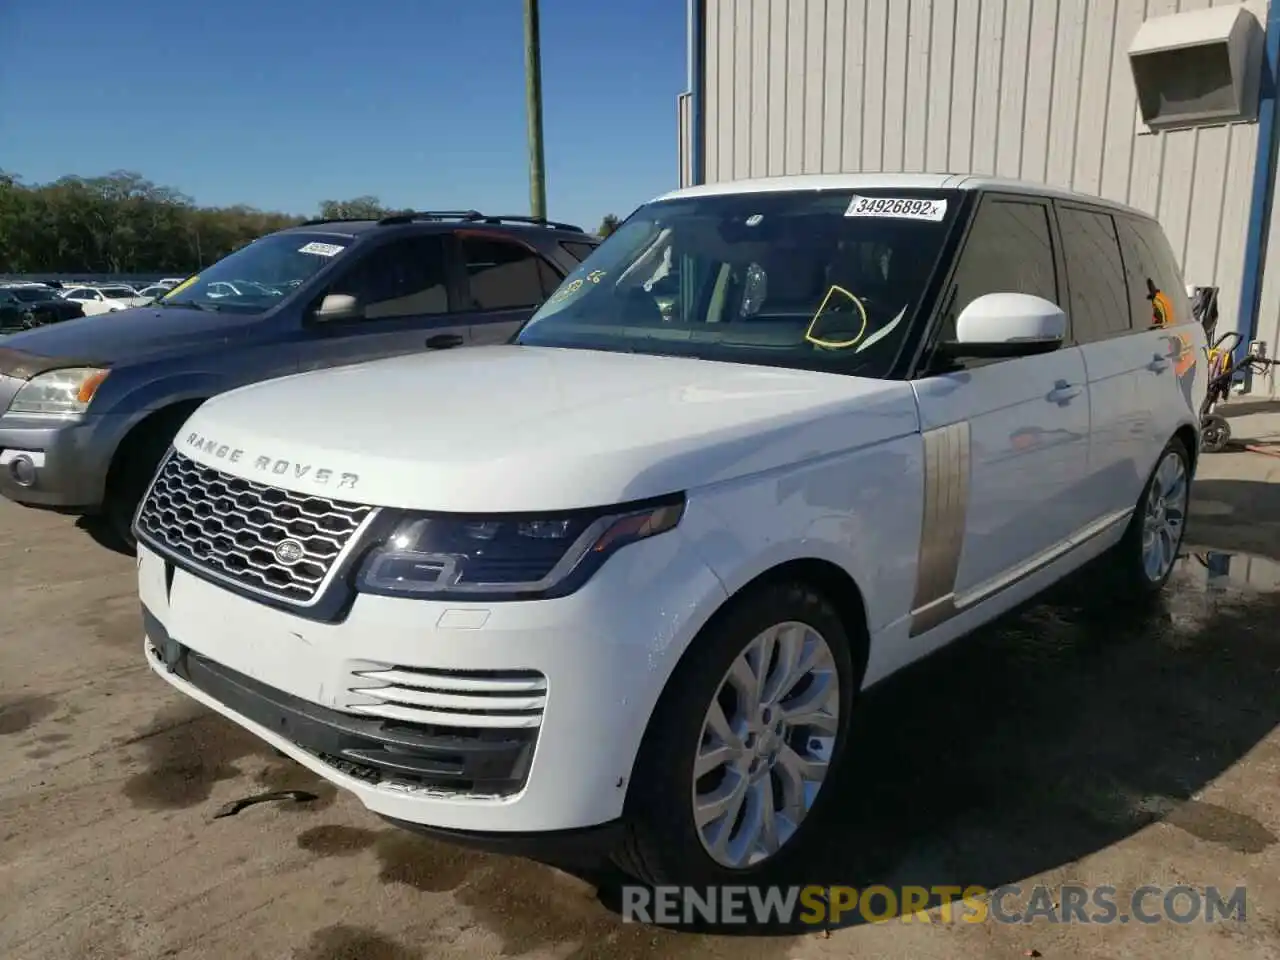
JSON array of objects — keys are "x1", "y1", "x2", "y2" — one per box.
[
  {"x1": 137, "y1": 284, "x2": 172, "y2": 302},
  {"x1": 61, "y1": 285, "x2": 150, "y2": 314},
  {"x1": 205, "y1": 280, "x2": 284, "y2": 300}
]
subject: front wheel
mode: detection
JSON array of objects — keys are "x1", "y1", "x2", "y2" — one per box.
[
  {"x1": 613, "y1": 581, "x2": 857, "y2": 886},
  {"x1": 1111, "y1": 438, "x2": 1192, "y2": 594},
  {"x1": 101, "y1": 416, "x2": 188, "y2": 553}
]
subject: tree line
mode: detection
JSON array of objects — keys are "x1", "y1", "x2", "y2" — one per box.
[{"x1": 0, "y1": 170, "x2": 621, "y2": 275}]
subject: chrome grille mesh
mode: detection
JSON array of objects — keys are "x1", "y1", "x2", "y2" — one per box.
[{"x1": 136, "y1": 451, "x2": 374, "y2": 604}]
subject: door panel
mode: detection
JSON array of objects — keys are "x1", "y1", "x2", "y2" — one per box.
[
  {"x1": 468, "y1": 309, "x2": 534, "y2": 346},
  {"x1": 298, "y1": 314, "x2": 471, "y2": 371},
  {"x1": 913, "y1": 347, "x2": 1091, "y2": 603}
]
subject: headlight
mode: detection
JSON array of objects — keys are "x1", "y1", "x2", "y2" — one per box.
[
  {"x1": 5, "y1": 367, "x2": 110, "y2": 419},
  {"x1": 355, "y1": 496, "x2": 685, "y2": 601}
]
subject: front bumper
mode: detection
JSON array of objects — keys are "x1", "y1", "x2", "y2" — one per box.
[
  {"x1": 0, "y1": 416, "x2": 106, "y2": 509},
  {"x1": 145, "y1": 614, "x2": 538, "y2": 794},
  {"x1": 140, "y1": 528, "x2": 729, "y2": 835}
]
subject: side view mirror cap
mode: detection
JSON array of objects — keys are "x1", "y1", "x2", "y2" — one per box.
[
  {"x1": 314, "y1": 293, "x2": 361, "y2": 321},
  {"x1": 936, "y1": 293, "x2": 1066, "y2": 361}
]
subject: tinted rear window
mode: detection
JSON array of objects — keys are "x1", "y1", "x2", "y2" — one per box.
[
  {"x1": 560, "y1": 241, "x2": 599, "y2": 263},
  {"x1": 1057, "y1": 206, "x2": 1131, "y2": 344},
  {"x1": 1116, "y1": 216, "x2": 1191, "y2": 330}
]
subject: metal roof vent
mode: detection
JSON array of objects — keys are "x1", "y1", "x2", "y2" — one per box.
[{"x1": 1129, "y1": 3, "x2": 1264, "y2": 132}]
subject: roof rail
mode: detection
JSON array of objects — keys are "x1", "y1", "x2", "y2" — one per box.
[
  {"x1": 477, "y1": 214, "x2": 586, "y2": 233},
  {"x1": 375, "y1": 210, "x2": 585, "y2": 233},
  {"x1": 299, "y1": 216, "x2": 388, "y2": 226},
  {"x1": 375, "y1": 210, "x2": 484, "y2": 225}
]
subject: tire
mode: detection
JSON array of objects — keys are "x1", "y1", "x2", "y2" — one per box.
[
  {"x1": 1200, "y1": 414, "x2": 1230, "y2": 453},
  {"x1": 1111, "y1": 437, "x2": 1192, "y2": 595},
  {"x1": 102, "y1": 418, "x2": 184, "y2": 553},
  {"x1": 613, "y1": 580, "x2": 858, "y2": 887}
]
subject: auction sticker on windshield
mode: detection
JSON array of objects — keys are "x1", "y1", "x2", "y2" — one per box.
[
  {"x1": 845, "y1": 196, "x2": 947, "y2": 221},
  {"x1": 298, "y1": 241, "x2": 344, "y2": 257}
]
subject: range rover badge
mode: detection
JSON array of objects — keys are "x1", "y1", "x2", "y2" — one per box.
[{"x1": 273, "y1": 539, "x2": 306, "y2": 566}]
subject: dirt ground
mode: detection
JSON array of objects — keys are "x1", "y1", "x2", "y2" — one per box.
[{"x1": 2, "y1": 432, "x2": 1279, "y2": 959}]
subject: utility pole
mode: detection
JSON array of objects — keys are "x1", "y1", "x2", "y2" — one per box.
[{"x1": 524, "y1": 0, "x2": 547, "y2": 220}]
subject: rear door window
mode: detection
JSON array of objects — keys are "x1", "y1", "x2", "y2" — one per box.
[
  {"x1": 1056, "y1": 206, "x2": 1131, "y2": 345},
  {"x1": 560, "y1": 240, "x2": 599, "y2": 263},
  {"x1": 536, "y1": 259, "x2": 563, "y2": 298},
  {"x1": 460, "y1": 236, "x2": 550, "y2": 310},
  {"x1": 1115, "y1": 216, "x2": 1191, "y2": 330}
]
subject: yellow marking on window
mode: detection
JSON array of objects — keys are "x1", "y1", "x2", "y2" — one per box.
[{"x1": 805, "y1": 285, "x2": 869, "y2": 349}]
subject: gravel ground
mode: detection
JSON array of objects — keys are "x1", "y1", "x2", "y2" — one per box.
[{"x1": 1, "y1": 441, "x2": 1277, "y2": 960}]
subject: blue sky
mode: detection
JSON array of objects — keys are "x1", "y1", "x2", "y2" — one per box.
[{"x1": 0, "y1": 1, "x2": 687, "y2": 231}]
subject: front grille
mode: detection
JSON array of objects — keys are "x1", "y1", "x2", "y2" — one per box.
[{"x1": 136, "y1": 451, "x2": 375, "y2": 605}]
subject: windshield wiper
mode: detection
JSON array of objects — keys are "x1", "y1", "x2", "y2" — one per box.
[{"x1": 165, "y1": 300, "x2": 220, "y2": 312}]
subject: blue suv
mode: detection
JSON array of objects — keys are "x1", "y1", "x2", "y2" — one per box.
[{"x1": 0, "y1": 210, "x2": 598, "y2": 548}]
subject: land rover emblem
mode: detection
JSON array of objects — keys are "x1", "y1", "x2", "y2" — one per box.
[{"x1": 273, "y1": 539, "x2": 306, "y2": 566}]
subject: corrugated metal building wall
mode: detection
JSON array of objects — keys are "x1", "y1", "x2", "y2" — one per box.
[{"x1": 687, "y1": 0, "x2": 1280, "y2": 395}]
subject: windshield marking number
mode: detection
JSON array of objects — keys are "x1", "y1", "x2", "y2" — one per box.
[
  {"x1": 298, "y1": 241, "x2": 344, "y2": 257},
  {"x1": 845, "y1": 196, "x2": 947, "y2": 222},
  {"x1": 548, "y1": 269, "x2": 606, "y2": 304}
]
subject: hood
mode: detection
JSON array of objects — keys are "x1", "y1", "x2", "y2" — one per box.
[
  {"x1": 0, "y1": 306, "x2": 255, "y2": 371},
  {"x1": 179, "y1": 345, "x2": 921, "y2": 512}
]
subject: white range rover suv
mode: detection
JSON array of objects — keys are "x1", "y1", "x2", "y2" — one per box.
[{"x1": 135, "y1": 174, "x2": 1207, "y2": 886}]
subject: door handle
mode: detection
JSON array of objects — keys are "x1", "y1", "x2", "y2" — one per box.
[
  {"x1": 1047, "y1": 379, "x2": 1082, "y2": 404},
  {"x1": 426, "y1": 334, "x2": 465, "y2": 350},
  {"x1": 1148, "y1": 353, "x2": 1170, "y2": 373}
]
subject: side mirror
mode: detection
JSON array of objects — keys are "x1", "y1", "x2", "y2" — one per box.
[
  {"x1": 935, "y1": 293, "x2": 1066, "y2": 361},
  {"x1": 313, "y1": 293, "x2": 362, "y2": 322}
]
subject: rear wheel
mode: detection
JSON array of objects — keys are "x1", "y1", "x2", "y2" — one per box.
[
  {"x1": 613, "y1": 581, "x2": 857, "y2": 886},
  {"x1": 1111, "y1": 438, "x2": 1191, "y2": 595}
]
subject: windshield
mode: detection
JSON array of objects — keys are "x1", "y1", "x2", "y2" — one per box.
[
  {"x1": 161, "y1": 231, "x2": 353, "y2": 313},
  {"x1": 517, "y1": 189, "x2": 959, "y2": 377}
]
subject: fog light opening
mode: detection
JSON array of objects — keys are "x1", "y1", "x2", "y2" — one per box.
[{"x1": 9, "y1": 455, "x2": 37, "y2": 488}]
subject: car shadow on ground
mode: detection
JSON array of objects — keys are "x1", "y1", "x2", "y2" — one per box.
[
  {"x1": 74, "y1": 514, "x2": 133, "y2": 557},
  {"x1": 585, "y1": 543, "x2": 1280, "y2": 935}
]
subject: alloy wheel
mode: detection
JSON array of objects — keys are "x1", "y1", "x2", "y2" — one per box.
[
  {"x1": 691, "y1": 620, "x2": 840, "y2": 869},
  {"x1": 1141, "y1": 450, "x2": 1188, "y2": 582}
]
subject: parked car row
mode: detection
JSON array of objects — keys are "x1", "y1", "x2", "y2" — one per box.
[
  {"x1": 0, "y1": 285, "x2": 86, "y2": 333},
  {"x1": 0, "y1": 177, "x2": 1208, "y2": 890},
  {"x1": 60, "y1": 283, "x2": 158, "y2": 314},
  {"x1": 0, "y1": 277, "x2": 191, "y2": 320}
]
